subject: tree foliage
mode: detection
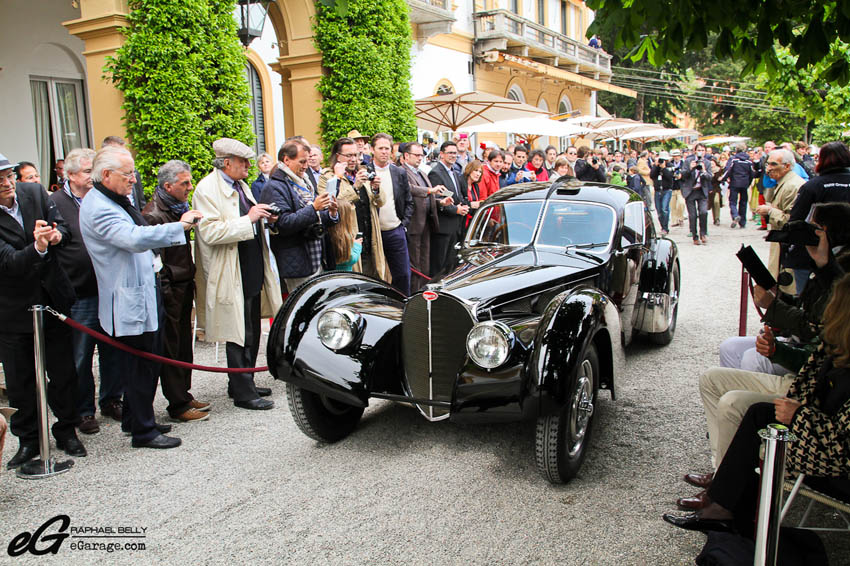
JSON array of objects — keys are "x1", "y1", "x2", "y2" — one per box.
[
  {"x1": 314, "y1": 0, "x2": 417, "y2": 153},
  {"x1": 586, "y1": 0, "x2": 850, "y2": 85},
  {"x1": 106, "y1": 0, "x2": 254, "y2": 195}
]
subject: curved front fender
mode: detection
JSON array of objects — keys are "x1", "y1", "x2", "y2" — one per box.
[
  {"x1": 527, "y1": 287, "x2": 624, "y2": 417},
  {"x1": 267, "y1": 272, "x2": 406, "y2": 407},
  {"x1": 634, "y1": 237, "x2": 679, "y2": 334}
]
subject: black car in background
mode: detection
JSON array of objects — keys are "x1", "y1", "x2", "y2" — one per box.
[{"x1": 268, "y1": 178, "x2": 680, "y2": 483}]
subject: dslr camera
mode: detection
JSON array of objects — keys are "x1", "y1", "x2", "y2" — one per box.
[
  {"x1": 303, "y1": 222, "x2": 325, "y2": 240},
  {"x1": 265, "y1": 203, "x2": 282, "y2": 216},
  {"x1": 592, "y1": 157, "x2": 598, "y2": 165},
  {"x1": 695, "y1": 162, "x2": 703, "y2": 171},
  {"x1": 766, "y1": 220, "x2": 820, "y2": 247}
]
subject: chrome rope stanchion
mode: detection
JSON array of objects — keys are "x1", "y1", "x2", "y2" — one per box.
[
  {"x1": 16, "y1": 305, "x2": 74, "y2": 479},
  {"x1": 754, "y1": 423, "x2": 797, "y2": 566}
]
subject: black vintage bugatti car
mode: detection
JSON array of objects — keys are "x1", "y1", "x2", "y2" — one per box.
[{"x1": 267, "y1": 178, "x2": 680, "y2": 484}]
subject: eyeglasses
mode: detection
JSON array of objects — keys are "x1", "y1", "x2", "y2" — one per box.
[
  {"x1": 0, "y1": 171, "x2": 16, "y2": 182},
  {"x1": 110, "y1": 169, "x2": 136, "y2": 179},
  {"x1": 766, "y1": 161, "x2": 782, "y2": 167},
  {"x1": 338, "y1": 153, "x2": 359, "y2": 159}
]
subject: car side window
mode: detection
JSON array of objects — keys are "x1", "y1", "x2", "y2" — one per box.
[
  {"x1": 621, "y1": 201, "x2": 645, "y2": 247},
  {"x1": 537, "y1": 202, "x2": 614, "y2": 248},
  {"x1": 469, "y1": 201, "x2": 541, "y2": 245}
]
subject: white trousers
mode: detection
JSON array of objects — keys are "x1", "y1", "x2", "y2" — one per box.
[
  {"x1": 698, "y1": 367, "x2": 794, "y2": 466},
  {"x1": 718, "y1": 335, "x2": 789, "y2": 375}
]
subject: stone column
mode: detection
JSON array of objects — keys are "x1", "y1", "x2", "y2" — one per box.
[
  {"x1": 63, "y1": 0, "x2": 130, "y2": 144},
  {"x1": 271, "y1": 53, "x2": 323, "y2": 143}
]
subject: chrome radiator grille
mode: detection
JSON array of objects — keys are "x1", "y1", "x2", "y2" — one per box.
[{"x1": 401, "y1": 293, "x2": 474, "y2": 420}]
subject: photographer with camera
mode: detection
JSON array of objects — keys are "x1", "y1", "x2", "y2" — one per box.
[
  {"x1": 194, "y1": 138, "x2": 282, "y2": 411},
  {"x1": 681, "y1": 144, "x2": 713, "y2": 245},
  {"x1": 650, "y1": 151, "x2": 675, "y2": 234},
  {"x1": 262, "y1": 139, "x2": 339, "y2": 295},
  {"x1": 574, "y1": 146, "x2": 606, "y2": 183}
]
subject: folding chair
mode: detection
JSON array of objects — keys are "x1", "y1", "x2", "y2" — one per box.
[{"x1": 781, "y1": 474, "x2": 850, "y2": 533}]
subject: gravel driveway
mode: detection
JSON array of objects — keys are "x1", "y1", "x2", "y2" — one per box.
[{"x1": 2, "y1": 217, "x2": 847, "y2": 565}]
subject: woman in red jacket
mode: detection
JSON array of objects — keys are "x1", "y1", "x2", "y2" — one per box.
[
  {"x1": 525, "y1": 149, "x2": 550, "y2": 182},
  {"x1": 480, "y1": 150, "x2": 504, "y2": 201}
]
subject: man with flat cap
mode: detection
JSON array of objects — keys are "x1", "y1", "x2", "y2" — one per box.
[
  {"x1": 193, "y1": 138, "x2": 282, "y2": 410},
  {"x1": 0, "y1": 152, "x2": 85, "y2": 468}
]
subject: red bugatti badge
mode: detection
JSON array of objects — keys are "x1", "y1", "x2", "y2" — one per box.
[{"x1": 422, "y1": 291, "x2": 438, "y2": 301}]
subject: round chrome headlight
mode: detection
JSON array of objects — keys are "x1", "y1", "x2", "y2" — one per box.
[
  {"x1": 466, "y1": 321, "x2": 513, "y2": 369},
  {"x1": 317, "y1": 308, "x2": 361, "y2": 350}
]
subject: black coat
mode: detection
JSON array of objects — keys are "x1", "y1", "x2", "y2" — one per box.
[
  {"x1": 650, "y1": 165, "x2": 675, "y2": 191},
  {"x1": 574, "y1": 159, "x2": 607, "y2": 183},
  {"x1": 785, "y1": 167, "x2": 850, "y2": 269},
  {"x1": 49, "y1": 188, "x2": 99, "y2": 298},
  {"x1": 428, "y1": 162, "x2": 469, "y2": 236},
  {"x1": 0, "y1": 183, "x2": 75, "y2": 332},
  {"x1": 384, "y1": 164, "x2": 414, "y2": 229}
]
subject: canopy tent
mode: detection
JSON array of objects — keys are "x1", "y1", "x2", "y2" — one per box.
[
  {"x1": 415, "y1": 92, "x2": 550, "y2": 133},
  {"x1": 584, "y1": 120, "x2": 664, "y2": 141},
  {"x1": 697, "y1": 135, "x2": 751, "y2": 146},
  {"x1": 457, "y1": 117, "x2": 593, "y2": 145}
]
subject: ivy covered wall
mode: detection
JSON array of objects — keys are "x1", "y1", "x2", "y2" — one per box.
[
  {"x1": 106, "y1": 0, "x2": 255, "y2": 195},
  {"x1": 314, "y1": 0, "x2": 418, "y2": 151}
]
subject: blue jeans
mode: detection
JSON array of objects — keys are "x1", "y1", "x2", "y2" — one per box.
[
  {"x1": 655, "y1": 189, "x2": 672, "y2": 231},
  {"x1": 729, "y1": 187, "x2": 748, "y2": 227},
  {"x1": 381, "y1": 225, "x2": 411, "y2": 296},
  {"x1": 71, "y1": 296, "x2": 124, "y2": 417}
]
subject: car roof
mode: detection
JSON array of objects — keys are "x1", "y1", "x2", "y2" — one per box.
[{"x1": 483, "y1": 178, "x2": 635, "y2": 209}]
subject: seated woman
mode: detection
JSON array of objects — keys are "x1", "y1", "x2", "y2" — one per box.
[{"x1": 664, "y1": 272, "x2": 850, "y2": 534}]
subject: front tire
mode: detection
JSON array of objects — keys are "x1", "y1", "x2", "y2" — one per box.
[
  {"x1": 535, "y1": 344, "x2": 599, "y2": 484},
  {"x1": 286, "y1": 383, "x2": 364, "y2": 443}
]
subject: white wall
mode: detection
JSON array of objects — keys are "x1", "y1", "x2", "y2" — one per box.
[
  {"x1": 0, "y1": 0, "x2": 85, "y2": 167},
  {"x1": 409, "y1": 43, "x2": 474, "y2": 99}
]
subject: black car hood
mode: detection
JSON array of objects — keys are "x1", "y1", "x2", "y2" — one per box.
[{"x1": 431, "y1": 246, "x2": 605, "y2": 308}]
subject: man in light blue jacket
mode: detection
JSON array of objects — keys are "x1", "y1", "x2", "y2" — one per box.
[{"x1": 80, "y1": 146, "x2": 201, "y2": 450}]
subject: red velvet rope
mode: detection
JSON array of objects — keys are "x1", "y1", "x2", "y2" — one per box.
[
  {"x1": 56, "y1": 313, "x2": 269, "y2": 374},
  {"x1": 410, "y1": 266, "x2": 431, "y2": 282}
]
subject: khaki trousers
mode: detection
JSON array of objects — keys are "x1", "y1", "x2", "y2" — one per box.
[
  {"x1": 670, "y1": 190, "x2": 686, "y2": 225},
  {"x1": 698, "y1": 367, "x2": 794, "y2": 467}
]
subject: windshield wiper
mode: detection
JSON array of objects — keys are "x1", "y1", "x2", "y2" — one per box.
[{"x1": 565, "y1": 242, "x2": 608, "y2": 250}]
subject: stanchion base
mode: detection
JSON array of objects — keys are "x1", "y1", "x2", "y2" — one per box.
[{"x1": 16, "y1": 458, "x2": 74, "y2": 479}]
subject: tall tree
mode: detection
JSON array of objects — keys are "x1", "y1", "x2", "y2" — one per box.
[
  {"x1": 107, "y1": 0, "x2": 255, "y2": 194},
  {"x1": 586, "y1": 1, "x2": 850, "y2": 85}
]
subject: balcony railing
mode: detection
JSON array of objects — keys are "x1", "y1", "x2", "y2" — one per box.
[
  {"x1": 473, "y1": 9, "x2": 612, "y2": 78},
  {"x1": 407, "y1": 0, "x2": 455, "y2": 42}
]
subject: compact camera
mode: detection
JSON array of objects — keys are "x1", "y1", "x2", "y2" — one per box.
[
  {"x1": 266, "y1": 203, "x2": 282, "y2": 216},
  {"x1": 365, "y1": 170, "x2": 377, "y2": 181}
]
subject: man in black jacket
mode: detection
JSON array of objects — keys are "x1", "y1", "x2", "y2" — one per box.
[
  {"x1": 574, "y1": 146, "x2": 607, "y2": 183},
  {"x1": 370, "y1": 133, "x2": 414, "y2": 296},
  {"x1": 262, "y1": 140, "x2": 338, "y2": 292},
  {"x1": 0, "y1": 153, "x2": 85, "y2": 469},
  {"x1": 428, "y1": 141, "x2": 469, "y2": 277},
  {"x1": 719, "y1": 142, "x2": 755, "y2": 229},
  {"x1": 49, "y1": 148, "x2": 123, "y2": 435}
]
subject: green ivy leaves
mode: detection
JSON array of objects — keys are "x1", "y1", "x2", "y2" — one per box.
[
  {"x1": 314, "y1": 0, "x2": 417, "y2": 154},
  {"x1": 105, "y1": 0, "x2": 255, "y2": 198}
]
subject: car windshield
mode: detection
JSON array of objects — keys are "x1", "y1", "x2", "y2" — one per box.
[
  {"x1": 536, "y1": 201, "x2": 615, "y2": 249},
  {"x1": 467, "y1": 201, "x2": 543, "y2": 246}
]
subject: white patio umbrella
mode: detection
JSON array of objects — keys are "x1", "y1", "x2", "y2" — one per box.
[
  {"x1": 414, "y1": 92, "x2": 550, "y2": 133},
  {"x1": 457, "y1": 117, "x2": 593, "y2": 138},
  {"x1": 585, "y1": 120, "x2": 663, "y2": 141},
  {"x1": 619, "y1": 128, "x2": 699, "y2": 144},
  {"x1": 698, "y1": 135, "x2": 750, "y2": 146}
]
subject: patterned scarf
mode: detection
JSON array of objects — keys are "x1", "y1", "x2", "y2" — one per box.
[{"x1": 156, "y1": 186, "x2": 189, "y2": 216}]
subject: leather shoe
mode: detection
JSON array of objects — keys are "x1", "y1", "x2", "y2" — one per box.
[
  {"x1": 662, "y1": 512, "x2": 736, "y2": 533},
  {"x1": 122, "y1": 422, "x2": 173, "y2": 436},
  {"x1": 677, "y1": 490, "x2": 710, "y2": 510},
  {"x1": 100, "y1": 399, "x2": 123, "y2": 422},
  {"x1": 78, "y1": 415, "x2": 100, "y2": 434},
  {"x1": 234, "y1": 398, "x2": 274, "y2": 410},
  {"x1": 684, "y1": 471, "x2": 714, "y2": 489},
  {"x1": 228, "y1": 387, "x2": 272, "y2": 398},
  {"x1": 6, "y1": 444, "x2": 39, "y2": 470},
  {"x1": 56, "y1": 436, "x2": 87, "y2": 457},
  {"x1": 132, "y1": 433, "x2": 181, "y2": 449}
]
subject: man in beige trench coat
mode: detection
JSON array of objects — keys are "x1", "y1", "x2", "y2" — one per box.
[{"x1": 193, "y1": 139, "x2": 283, "y2": 410}]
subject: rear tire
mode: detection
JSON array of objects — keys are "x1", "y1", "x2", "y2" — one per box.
[
  {"x1": 649, "y1": 262, "x2": 680, "y2": 345},
  {"x1": 535, "y1": 344, "x2": 599, "y2": 484},
  {"x1": 286, "y1": 383, "x2": 364, "y2": 443}
]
